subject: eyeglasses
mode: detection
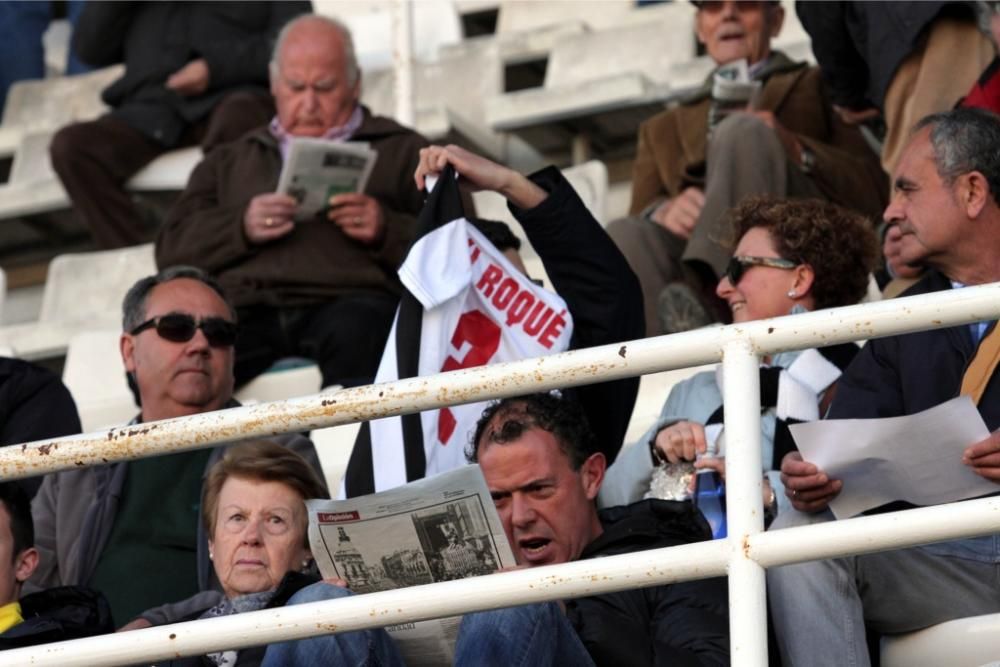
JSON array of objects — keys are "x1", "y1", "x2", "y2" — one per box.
[
  {"x1": 697, "y1": 0, "x2": 768, "y2": 14},
  {"x1": 724, "y1": 255, "x2": 798, "y2": 285},
  {"x1": 130, "y1": 313, "x2": 238, "y2": 348}
]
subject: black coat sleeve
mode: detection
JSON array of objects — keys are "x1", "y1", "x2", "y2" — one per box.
[
  {"x1": 71, "y1": 1, "x2": 136, "y2": 68},
  {"x1": 795, "y1": 1, "x2": 873, "y2": 110},
  {"x1": 0, "y1": 358, "x2": 83, "y2": 497},
  {"x1": 509, "y1": 167, "x2": 645, "y2": 464}
]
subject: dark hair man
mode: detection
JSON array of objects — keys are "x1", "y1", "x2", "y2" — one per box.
[
  {"x1": 0, "y1": 482, "x2": 112, "y2": 647},
  {"x1": 455, "y1": 393, "x2": 730, "y2": 665},
  {"x1": 30, "y1": 266, "x2": 317, "y2": 629}
]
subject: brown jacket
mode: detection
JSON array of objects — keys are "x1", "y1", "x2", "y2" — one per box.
[
  {"x1": 629, "y1": 52, "x2": 887, "y2": 219},
  {"x1": 156, "y1": 107, "x2": 429, "y2": 308}
]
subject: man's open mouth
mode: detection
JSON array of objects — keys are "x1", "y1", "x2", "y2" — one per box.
[{"x1": 519, "y1": 537, "x2": 551, "y2": 555}]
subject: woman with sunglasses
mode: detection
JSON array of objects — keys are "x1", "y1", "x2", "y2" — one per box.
[{"x1": 600, "y1": 196, "x2": 878, "y2": 525}]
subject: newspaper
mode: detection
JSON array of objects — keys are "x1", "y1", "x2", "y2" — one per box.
[
  {"x1": 308, "y1": 465, "x2": 516, "y2": 666},
  {"x1": 707, "y1": 58, "x2": 762, "y2": 135},
  {"x1": 276, "y1": 137, "x2": 377, "y2": 220}
]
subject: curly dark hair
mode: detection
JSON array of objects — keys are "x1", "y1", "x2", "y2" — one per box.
[
  {"x1": 467, "y1": 393, "x2": 598, "y2": 469},
  {"x1": 725, "y1": 196, "x2": 879, "y2": 310}
]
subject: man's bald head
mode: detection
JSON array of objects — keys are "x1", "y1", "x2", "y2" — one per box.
[{"x1": 269, "y1": 14, "x2": 361, "y2": 137}]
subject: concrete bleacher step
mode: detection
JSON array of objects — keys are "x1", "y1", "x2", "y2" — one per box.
[
  {"x1": 0, "y1": 67, "x2": 204, "y2": 231},
  {"x1": 881, "y1": 612, "x2": 1000, "y2": 667},
  {"x1": 0, "y1": 244, "x2": 156, "y2": 360},
  {"x1": 485, "y1": 5, "x2": 695, "y2": 159}
]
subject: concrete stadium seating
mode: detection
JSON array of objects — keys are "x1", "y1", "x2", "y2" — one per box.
[
  {"x1": 487, "y1": 4, "x2": 693, "y2": 159},
  {"x1": 361, "y1": 47, "x2": 509, "y2": 160},
  {"x1": 0, "y1": 68, "x2": 204, "y2": 227},
  {"x1": 881, "y1": 612, "x2": 1000, "y2": 666},
  {"x1": 0, "y1": 244, "x2": 156, "y2": 360}
]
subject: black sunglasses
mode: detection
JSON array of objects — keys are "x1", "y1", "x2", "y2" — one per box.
[
  {"x1": 130, "y1": 313, "x2": 238, "y2": 348},
  {"x1": 724, "y1": 255, "x2": 798, "y2": 285}
]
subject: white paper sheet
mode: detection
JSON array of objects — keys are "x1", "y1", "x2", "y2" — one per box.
[{"x1": 789, "y1": 397, "x2": 997, "y2": 519}]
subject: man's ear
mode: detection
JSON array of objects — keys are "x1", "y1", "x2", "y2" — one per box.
[
  {"x1": 269, "y1": 62, "x2": 280, "y2": 97},
  {"x1": 694, "y1": 12, "x2": 709, "y2": 48},
  {"x1": 958, "y1": 171, "x2": 989, "y2": 219},
  {"x1": 350, "y1": 72, "x2": 362, "y2": 105},
  {"x1": 14, "y1": 547, "x2": 39, "y2": 585},
  {"x1": 121, "y1": 333, "x2": 136, "y2": 374},
  {"x1": 580, "y1": 452, "x2": 606, "y2": 501},
  {"x1": 768, "y1": 4, "x2": 786, "y2": 38}
]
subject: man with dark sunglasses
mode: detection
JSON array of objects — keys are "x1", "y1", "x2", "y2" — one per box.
[
  {"x1": 28, "y1": 266, "x2": 319, "y2": 630},
  {"x1": 607, "y1": 0, "x2": 887, "y2": 337}
]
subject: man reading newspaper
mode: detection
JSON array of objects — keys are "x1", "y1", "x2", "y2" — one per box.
[
  {"x1": 274, "y1": 393, "x2": 729, "y2": 666},
  {"x1": 155, "y1": 14, "x2": 428, "y2": 390}
]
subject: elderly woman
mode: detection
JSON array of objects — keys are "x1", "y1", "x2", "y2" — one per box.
[
  {"x1": 600, "y1": 196, "x2": 879, "y2": 523},
  {"x1": 140, "y1": 440, "x2": 402, "y2": 666}
]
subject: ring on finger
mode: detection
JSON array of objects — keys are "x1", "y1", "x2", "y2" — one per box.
[
  {"x1": 791, "y1": 489, "x2": 798, "y2": 498},
  {"x1": 265, "y1": 217, "x2": 274, "y2": 228}
]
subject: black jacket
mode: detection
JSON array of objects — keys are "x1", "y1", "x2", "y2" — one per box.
[
  {"x1": 0, "y1": 587, "x2": 113, "y2": 649},
  {"x1": 566, "y1": 500, "x2": 730, "y2": 666},
  {"x1": 510, "y1": 167, "x2": 645, "y2": 464},
  {"x1": 829, "y1": 270, "x2": 1000, "y2": 427},
  {"x1": 0, "y1": 357, "x2": 82, "y2": 497},
  {"x1": 72, "y1": 1, "x2": 311, "y2": 146},
  {"x1": 795, "y1": 1, "x2": 976, "y2": 110}
]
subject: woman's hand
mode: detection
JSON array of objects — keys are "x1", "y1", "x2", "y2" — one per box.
[
  {"x1": 653, "y1": 420, "x2": 708, "y2": 464},
  {"x1": 413, "y1": 144, "x2": 547, "y2": 209}
]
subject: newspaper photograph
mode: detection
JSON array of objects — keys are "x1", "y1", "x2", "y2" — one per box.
[
  {"x1": 276, "y1": 137, "x2": 377, "y2": 220},
  {"x1": 307, "y1": 465, "x2": 516, "y2": 666}
]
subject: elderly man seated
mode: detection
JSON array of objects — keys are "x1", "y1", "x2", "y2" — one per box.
[
  {"x1": 156, "y1": 14, "x2": 429, "y2": 390},
  {"x1": 49, "y1": 1, "x2": 310, "y2": 249},
  {"x1": 30, "y1": 266, "x2": 317, "y2": 628},
  {"x1": 609, "y1": 0, "x2": 887, "y2": 336}
]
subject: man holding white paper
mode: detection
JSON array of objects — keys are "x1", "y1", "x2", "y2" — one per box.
[
  {"x1": 769, "y1": 107, "x2": 1000, "y2": 667},
  {"x1": 156, "y1": 14, "x2": 428, "y2": 389}
]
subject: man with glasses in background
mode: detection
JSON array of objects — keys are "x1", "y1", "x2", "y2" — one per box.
[
  {"x1": 608, "y1": 0, "x2": 887, "y2": 337},
  {"x1": 28, "y1": 266, "x2": 318, "y2": 630}
]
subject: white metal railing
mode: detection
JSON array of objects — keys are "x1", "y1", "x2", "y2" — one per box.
[{"x1": 6, "y1": 283, "x2": 1000, "y2": 665}]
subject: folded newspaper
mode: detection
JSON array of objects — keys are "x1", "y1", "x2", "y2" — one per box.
[
  {"x1": 308, "y1": 465, "x2": 516, "y2": 666},
  {"x1": 276, "y1": 137, "x2": 377, "y2": 220},
  {"x1": 708, "y1": 58, "x2": 761, "y2": 134}
]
